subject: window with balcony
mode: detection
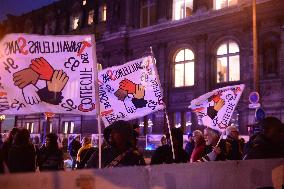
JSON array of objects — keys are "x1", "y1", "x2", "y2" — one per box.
[
  {"x1": 216, "y1": 40, "x2": 240, "y2": 83},
  {"x1": 214, "y1": 0, "x2": 238, "y2": 10},
  {"x1": 173, "y1": 0, "x2": 193, "y2": 20},
  {"x1": 174, "y1": 48, "x2": 195, "y2": 87},
  {"x1": 140, "y1": 0, "x2": 156, "y2": 28}
]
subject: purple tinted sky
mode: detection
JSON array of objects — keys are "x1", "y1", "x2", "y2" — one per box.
[{"x1": 0, "y1": 0, "x2": 58, "y2": 21}]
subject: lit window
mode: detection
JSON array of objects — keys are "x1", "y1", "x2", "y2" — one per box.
[
  {"x1": 64, "y1": 122, "x2": 68, "y2": 134},
  {"x1": 82, "y1": 0, "x2": 87, "y2": 6},
  {"x1": 140, "y1": 0, "x2": 156, "y2": 28},
  {"x1": 216, "y1": 40, "x2": 240, "y2": 83},
  {"x1": 174, "y1": 48, "x2": 195, "y2": 87},
  {"x1": 64, "y1": 121, "x2": 75, "y2": 134},
  {"x1": 99, "y1": 4, "x2": 107, "y2": 22},
  {"x1": 214, "y1": 0, "x2": 238, "y2": 10},
  {"x1": 174, "y1": 112, "x2": 181, "y2": 128},
  {"x1": 49, "y1": 123, "x2": 53, "y2": 133},
  {"x1": 173, "y1": 0, "x2": 193, "y2": 20},
  {"x1": 147, "y1": 115, "x2": 153, "y2": 134},
  {"x1": 88, "y1": 10, "x2": 94, "y2": 25},
  {"x1": 185, "y1": 112, "x2": 192, "y2": 133},
  {"x1": 71, "y1": 16, "x2": 80, "y2": 30},
  {"x1": 70, "y1": 122, "x2": 75, "y2": 134},
  {"x1": 26, "y1": 122, "x2": 34, "y2": 133}
]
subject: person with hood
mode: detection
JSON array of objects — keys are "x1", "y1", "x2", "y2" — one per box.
[
  {"x1": 151, "y1": 128, "x2": 188, "y2": 165},
  {"x1": 8, "y1": 128, "x2": 36, "y2": 173},
  {"x1": 37, "y1": 133, "x2": 64, "y2": 171},
  {"x1": 76, "y1": 137, "x2": 96, "y2": 169},
  {"x1": 243, "y1": 117, "x2": 284, "y2": 159},
  {"x1": 87, "y1": 120, "x2": 145, "y2": 168}
]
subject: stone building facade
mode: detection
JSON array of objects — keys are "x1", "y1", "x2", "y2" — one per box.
[{"x1": 0, "y1": 0, "x2": 284, "y2": 136}]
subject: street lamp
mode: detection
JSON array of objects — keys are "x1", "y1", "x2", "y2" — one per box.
[
  {"x1": 0, "y1": 115, "x2": 6, "y2": 133},
  {"x1": 252, "y1": 0, "x2": 259, "y2": 92}
]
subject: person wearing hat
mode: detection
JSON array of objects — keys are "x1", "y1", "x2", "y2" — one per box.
[
  {"x1": 225, "y1": 125, "x2": 244, "y2": 160},
  {"x1": 198, "y1": 127, "x2": 228, "y2": 162},
  {"x1": 87, "y1": 120, "x2": 145, "y2": 168},
  {"x1": 243, "y1": 117, "x2": 284, "y2": 159}
]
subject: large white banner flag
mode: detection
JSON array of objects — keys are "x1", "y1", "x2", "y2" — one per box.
[
  {"x1": 98, "y1": 56, "x2": 165, "y2": 126},
  {"x1": 189, "y1": 84, "x2": 245, "y2": 132},
  {"x1": 0, "y1": 33, "x2": 96, "y2": 115}
]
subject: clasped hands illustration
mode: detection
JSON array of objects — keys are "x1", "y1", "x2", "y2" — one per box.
[
  {"x1": 114, "y1": 79, "x2": 147, "y2": 113},
  {"x1": 13, "y1": 57, "x2": 69, "y2": 105}
]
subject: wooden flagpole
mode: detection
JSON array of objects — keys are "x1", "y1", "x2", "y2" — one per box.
[
  {"x1": 216, "y1": 131, "x2": 224, "y2": 147},
  {"x1": 91, "y1": 35, "x2": 102, "y2": 169},
  {"x1": 165, "y1": 111, "x2": 176, "y2": 160},
  {"x1": 150, "y1": 47, "x2": 175, "y2": 160}
]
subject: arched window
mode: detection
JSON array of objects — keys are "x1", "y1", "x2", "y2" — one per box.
[
  {"x1": 216, "y1": 41, "x2": 240, "y2": 83},
  {"x1": 174, "y1": 48, "x2": 195, "y2": 87}
]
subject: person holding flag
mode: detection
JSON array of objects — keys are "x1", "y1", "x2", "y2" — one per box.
[
  {"x1": 197, "y1": 128, "x2": 228, "y2": 162},
  {"x1": 189, "y1": 84, "x2": 245, "y2": 161}
]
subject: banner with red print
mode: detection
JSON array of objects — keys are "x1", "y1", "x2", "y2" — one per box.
[
  {"x1": 98, "y1": 56, "x2": 165, "y2": 126},
  {"x1": 189, "y1": 84, "x2": 245, "y2": 132},
  {"x1": 0, "y1": 33, "x2": 96, "y2": 115}
]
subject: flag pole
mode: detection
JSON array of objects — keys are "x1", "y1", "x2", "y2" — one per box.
[
  {"x1": 165, "y1": 110, "x2": 176, "y2": 160},
  {"x1": 216, "y1": 131, "x2": 224, "y2": 147},
  {"x1": 150, "y1": 47, "x2": 175, "y2": 160},
  {"x1": 91, "y1": 36, "x2": 102, "y2": 169}
]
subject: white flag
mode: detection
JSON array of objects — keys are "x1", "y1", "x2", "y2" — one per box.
[
  {"x1": 0, "y1": 33, "x2": 96, "y2": 115},
  {"x1": 189, "y1": 84, "x2": 245, "y2": 132},
  {"x1": 98, "y1": 56, "x2": 165, "y2": 126}
]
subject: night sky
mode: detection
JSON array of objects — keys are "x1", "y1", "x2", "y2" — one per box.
[{"x1": 0, "y1": 0, "x2": 58, "y2": 22}]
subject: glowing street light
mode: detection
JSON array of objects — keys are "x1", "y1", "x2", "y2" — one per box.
[
  {"x1": 0, "y1": 115, "x2": 5, "y2": 120},
  {"x1": 0, "y1": 115, "x2": 6, "y2": 133}
]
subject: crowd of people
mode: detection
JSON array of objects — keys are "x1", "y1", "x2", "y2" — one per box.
[{"x1": 0, "y1": 117, "x2": 283, "y2": 174}]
